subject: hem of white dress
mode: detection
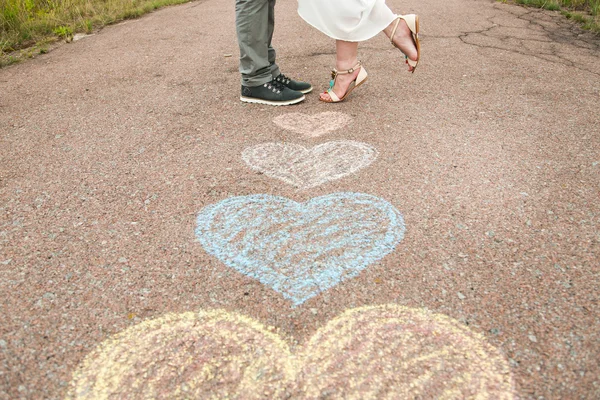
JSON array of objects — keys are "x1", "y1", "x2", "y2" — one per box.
[{"x1": 297, "y1": 9, "x2": 395, "y2": 42}]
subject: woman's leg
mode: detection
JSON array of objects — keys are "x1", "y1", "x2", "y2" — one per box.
[
  {"x1": 383, "y1": 18, "x2": 418, "y2": 72},
  {"x1": 320, "y1": 40, "x2": 361, "y2": 102}
]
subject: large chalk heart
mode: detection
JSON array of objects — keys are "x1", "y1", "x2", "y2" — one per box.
[
  {"x1": 195, "y1": 193, "x2": 405, "y2": 305},
  {"x1": 68, "y1": 306, "x2": 515, "y2": 399},
  {"x1": 273, "y1": 112, "x2": 352, "y2": 137},
  {"x1": 242, "y1": 141, "x2": 378, "y2": 189}
]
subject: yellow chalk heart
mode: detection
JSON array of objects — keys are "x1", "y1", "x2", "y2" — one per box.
[{"x1": 67, "y1": 305, "x2": 515, "y2": 399}]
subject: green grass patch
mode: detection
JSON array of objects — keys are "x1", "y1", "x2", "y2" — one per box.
[
  {"x1": 515, "y1": 0, "x2": 561, "y2": 10},
  {"x1": 53, "y1": 25, "x2": 73, "y2": 39},
  {"x1": 504, "y1": 0, "x2": 600, "y2": 32},
  {"x1": 1, "y1": 0, "x2": 191, "y2": 67}
]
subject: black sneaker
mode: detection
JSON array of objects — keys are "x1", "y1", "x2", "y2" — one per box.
[
  {"x1": 273, "y1": 73, "x2": 313, "y2": 94},
  {"x1": 240, "y1": 80, "x2": 305, "y2": 106}
]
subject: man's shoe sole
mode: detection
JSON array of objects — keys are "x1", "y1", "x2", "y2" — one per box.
[
  {"x1": 240, "y1": 95, "x2": 305, "y2": 106},
  {"x1": 299, "y1": 86, "x2": 313, "y2": 94}
]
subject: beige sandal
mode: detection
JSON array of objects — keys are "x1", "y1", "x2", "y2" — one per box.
[
  {"x1": 390, "y1": 14, "x2": 420, "y2": 73},
  {"x1": 320, "y1": 61, "x2": 368, "y2": 103}
]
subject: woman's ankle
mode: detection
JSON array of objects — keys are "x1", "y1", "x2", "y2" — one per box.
[
  {"x1": 335, "y1": 58, "x2": 359, "y2": 71},
  {"x1": 383, "y1": 22, "x2": 395, "y2": 39}
]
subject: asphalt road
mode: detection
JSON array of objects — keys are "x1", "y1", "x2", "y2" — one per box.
[{"x1": 1, "y1": 0, "x2": 599, "y2": 398}]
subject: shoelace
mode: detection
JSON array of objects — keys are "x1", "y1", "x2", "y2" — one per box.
[
  {"x1": 264, "y1": 80, "x2": 286, "y2": 93},
  {"x1": 275, "y1": 74, "x2": 292, "y2": 85}
]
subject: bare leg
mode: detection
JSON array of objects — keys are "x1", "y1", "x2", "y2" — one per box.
[
  {"x1": 320, "y1": 16, "x2": 418, "y2": 101},
  {"x1": 320, "y1": 40, "x2": 361, "y2": 102},
  {"x1": 383, "y1": 18, "x2": 418, "y2": 72}
]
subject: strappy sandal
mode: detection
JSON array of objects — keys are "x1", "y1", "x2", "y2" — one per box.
[
  {"x1": 320, "y1": 61, "x2": 368, "y2": 103},
  {"x1": 390, "y1": 14, "x2": 420, "y2": 73}
]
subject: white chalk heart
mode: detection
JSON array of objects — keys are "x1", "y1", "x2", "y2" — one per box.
[
  {"x1": 273, "y1": 112, "x2": 352, "y2": 137},
  {"x1": 242, "y1": 141, "x2": 377, "y2": 189}
]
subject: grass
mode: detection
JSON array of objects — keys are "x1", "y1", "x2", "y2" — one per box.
[
  {"x1": 2, "y1": 0, "x2": 597, "y2": 68},
  {"x1": 0, "y1": 0, "x2": 191, "y2": 67},
  {"x1": 503, "y1": 0, "x2": 600, "y2": 32}
]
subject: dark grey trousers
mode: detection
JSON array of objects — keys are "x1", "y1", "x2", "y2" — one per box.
[{"x1": 235, "y1": 0, "x2": 281, "y2": 87}]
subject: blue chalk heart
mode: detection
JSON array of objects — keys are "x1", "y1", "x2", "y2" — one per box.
[{"x1": 195, "y1": 193, "x2": 405, "y2": 306}]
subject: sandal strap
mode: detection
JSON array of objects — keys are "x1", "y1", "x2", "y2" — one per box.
[
  {"x1": 326, "y1": 88, "x2": 341, "y2": 102},
  {"x1": 331, "y1": 61, "x2": 362, "y2": 77}
]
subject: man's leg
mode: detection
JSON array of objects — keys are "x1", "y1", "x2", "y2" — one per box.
[
  {"x1": 235, "y1": 0, "x2": 305, "y2": 105},
  {"x1": 266, "y1": 0, "x2": 312, "y2": 94},
  {"x1": 266, "y1": 0, "x2": 280, "y2": 79},
  {"x1": 236, "y1": 0, "x2": 273, "y2": 87}
]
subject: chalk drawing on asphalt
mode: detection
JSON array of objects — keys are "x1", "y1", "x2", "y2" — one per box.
[
  {"x1": 242, "y1": 141, "x2": 378, "y2": 189},
  {"x1": 195, "y1": 193, "x2": 405, "y2": 306},
  {"x1": 67, "y1": 305, "x2": 515, "y2": 399},
  {"x1": 272, "y1": 112, "x2": 353, "y2": 138}
]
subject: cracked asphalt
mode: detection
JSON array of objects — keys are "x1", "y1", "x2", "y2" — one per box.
[{"x1": 1, "y1": 0, "x2": 599, "y2": 398}]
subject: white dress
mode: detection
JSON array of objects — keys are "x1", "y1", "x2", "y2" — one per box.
[{"x1": 298, "y1": 0, "x2": 397, "y2": 42}]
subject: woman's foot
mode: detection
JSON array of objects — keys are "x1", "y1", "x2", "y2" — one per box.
[
  {"x1": 319, "y1": 67, "x2": 361, "y2": 102},
  {"x1": 386, "y1": 18, "x2": 419, "y2": 72}
]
